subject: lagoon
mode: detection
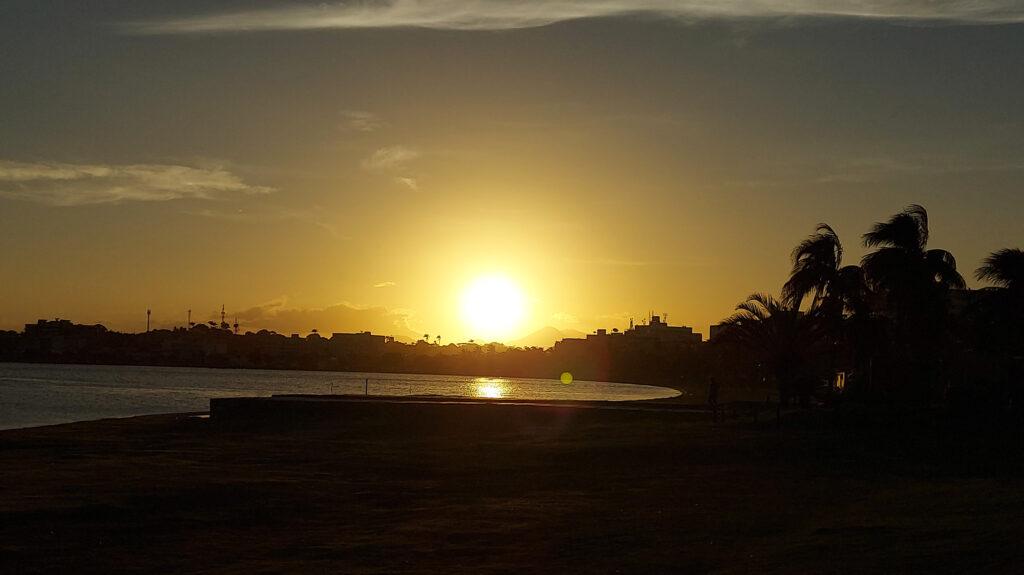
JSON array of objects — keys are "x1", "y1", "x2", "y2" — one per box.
[{"x1": 0, "y1": 363, "x2": 679, "y2": 430}]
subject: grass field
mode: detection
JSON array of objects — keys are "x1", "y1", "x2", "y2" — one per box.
[{"x1": 2, "y1": 401, "x2": 1023, "y2": 573}]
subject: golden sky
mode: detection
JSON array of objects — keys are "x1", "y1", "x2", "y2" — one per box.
[{"x1": 1, "y1": 2, "x2": 1022, "y2": 341}]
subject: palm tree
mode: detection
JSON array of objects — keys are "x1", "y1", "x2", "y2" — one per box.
[
  {"x1": 971, "y1": 248, "x2": 1024, "y2": 356},
  {"x1": 976, "y1": 248, "x2": 1024, "y2": 293},
  {"x1": 783, "y1": 224, "x2": 868, "y2": 317},
  {"x1": 783, "y1": 223, "x2": 874, "y2": 396},
  {"x1": 718, "y1": 293, "x2": 827, "y2": 406},
  {"x1": 861, "y1": 205, "x2": 964, "y2": 399},
  {"x1": 861, "y1": 204, "x2": 965, "y2": 299}
]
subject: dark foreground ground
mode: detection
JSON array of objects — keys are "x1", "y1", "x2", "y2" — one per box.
[{"x1": 2, "y1": 400, "x2": 1023, "y2": 574}]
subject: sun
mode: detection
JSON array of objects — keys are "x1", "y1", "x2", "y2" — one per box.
[{"x1": 460, "y1": 275, "x2": 526, "y2": 341}]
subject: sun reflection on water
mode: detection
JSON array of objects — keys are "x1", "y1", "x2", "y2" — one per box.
[{"x1": 473, "y1": 378, "x2": 508, "y2": 399}]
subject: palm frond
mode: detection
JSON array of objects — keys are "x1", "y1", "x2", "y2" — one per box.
[
  {"x1": 862, "y1": 204, "x2": 929, "y2": 252},
  {"x1": 784, "y1": 223, "x2": 843, "y2": 309},
  {"x1": 926, "y1": 249, "x2": 965, "y2": 289},
  {"x1": 861, "y1": 246, "x2": 911, "y2": 291},
  {"x1": 975, "y1": 248, "x2": 1024, "y2": 290}
]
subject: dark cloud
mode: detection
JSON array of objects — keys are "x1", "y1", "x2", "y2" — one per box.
[{"x1": 232, "y1": 298, "x2": 419, "y2": 338}]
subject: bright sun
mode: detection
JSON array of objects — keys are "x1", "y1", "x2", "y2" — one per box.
[{"x1": 460, "y1": 275, "x2": 526, "y2": 341}]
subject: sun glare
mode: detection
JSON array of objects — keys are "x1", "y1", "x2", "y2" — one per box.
[
  {"x1": 460, "y1": 275, "x2": 526, "y2": 341},
  {"x1": 474, "y1": 378, "x2": 507, "y2": 399}
]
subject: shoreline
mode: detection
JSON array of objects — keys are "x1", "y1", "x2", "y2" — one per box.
[{"x1": 0, "y1": 359, "x2": 693, "y2": 391}]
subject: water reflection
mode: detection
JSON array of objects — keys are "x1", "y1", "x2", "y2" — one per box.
[
  {"x1": 473, "y1": 377, "x2": 508, "y2": 399},
  {"x1": 0, "y1": 364, "x2": 681, "y2": 429}
]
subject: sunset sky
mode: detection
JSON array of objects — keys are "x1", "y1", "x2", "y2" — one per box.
[{"x1": 2, "y1": 1, "x2": 1022, "y2": 342}]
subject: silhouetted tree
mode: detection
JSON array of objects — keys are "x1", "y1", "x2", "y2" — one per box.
[
  {"x1": 976, "y1": 248, "x2": 1024, "y2": 293},
  {"x1": 861, "y1": 205, "x2": 964, "y2": 399},
  {"x1": 719, "y1": 293, "x2": 827, "y2": 406},
  {"x1": 862, "y1": 204, "x2": 965, "y2": 299},
  {"x1": 781, "y1": 224, "x2": 879, "y2": 397},
  {"x1": 970, "y1": 248, "x2": 1024, "y2": 357},
  {"x1": 783, "y1": 224, "x2": 868, "y2": 318}
]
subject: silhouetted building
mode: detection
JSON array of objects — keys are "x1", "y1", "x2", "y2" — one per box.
[
  {"x1": 628, "y1": 315, "x2": 701, "y2": 345},
  {"x1": 23, "y1": 319, "x2": 107, "y2": 355},
  {"x1": 330, "y1": 332, "x2": 387, "y2": 354},
  {"x1": 553, "y1": 315, "x2": 700, "y2": 358}
]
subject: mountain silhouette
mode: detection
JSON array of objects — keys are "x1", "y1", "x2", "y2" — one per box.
[{"x1": 511, "y1": 326, "x2": 587, "y2": 349}]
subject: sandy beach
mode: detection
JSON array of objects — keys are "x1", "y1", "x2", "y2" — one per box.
[{"x1": 2, "y1": 400, "x2": 1023, "y2": 573}]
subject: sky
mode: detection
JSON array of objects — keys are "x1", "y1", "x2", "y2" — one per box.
[{"x1": 1, "y1": 1, "x2": 1022, "y2": 342}]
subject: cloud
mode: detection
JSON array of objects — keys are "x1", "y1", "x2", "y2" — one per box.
[
  {"x1": 339, "y1": 110, "x2": 385, "y2": 133},
  {"x1": 185, "y1": 205, "x2": 342, "y2": 237},
  {"x1": 362, "y1": 146, "x2": 420, "y2": 172},
  {"x1": 0, "y1": 160, "x2": 273, "y2": 206},
  {"x1": 395, "y1": 177, "x2": 420, "y2": 191},
  {"x1": 362, "y1": 146, "x2": 422, "y2": 190},
  {"x1": 123, "y1": 1, "x2": 1024, "y2": 34},
  {"x1": 374, "y1": 281, "x2": 398, "y2": 288},
  {"x1": 232, "y1": 297, "x2": 418, "y2": 338}
]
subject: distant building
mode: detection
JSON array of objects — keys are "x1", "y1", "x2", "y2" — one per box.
[
  {"x1": 627, "y1": 315, "x2": 701, "y2": 346},
  {"x1": 330, "y1": 331, "x2": 387, "y2": 354},
  {"x1": 23, "y1": 319, "x2": 107, "y2": 355},
  {"x1": 709, "y1": 323, "x2": 728, "y2": 341},
  {"x1": 552, "y1": 314, "x2": 701, "y2": 357}
]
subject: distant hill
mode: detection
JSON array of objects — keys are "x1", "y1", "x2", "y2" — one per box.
[{"x1": 511, "y1": 326, "x2": 587, "y2": 349}]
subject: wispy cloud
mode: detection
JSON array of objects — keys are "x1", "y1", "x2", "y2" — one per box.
[
  {"x1": 0, "y1": 160, "x2": 272, "y2": 206},
  {"x1": 339, "y1": 110, "x2": 385, "y2": 133},
  {"x1": 362, "y1": 146, "x2": 420, "y2": 172},
  {"x1": 395, "y1": 176, "x2": 419, "y2": 191},
  {"x1": 123, "y1": 1, "x2": 1024, "y2": 34},
  {"x1": 362, "y1": 146, "x2": 422, "y2": 190},
  {"x1": 185, "y1": 205, "x2": 343, "y2": 237},
  {"x1": 374, "y1": 281, "x2": 398, "y2": 288}
]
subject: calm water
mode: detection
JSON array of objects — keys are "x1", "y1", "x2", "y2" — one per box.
[{"x1": 0, "y1": 363, "x2": 680, "y2": 430}]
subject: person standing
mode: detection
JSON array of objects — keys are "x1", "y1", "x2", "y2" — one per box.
[{"x1": 707, "y1": 377, "x2": 720, "y2": 422}]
